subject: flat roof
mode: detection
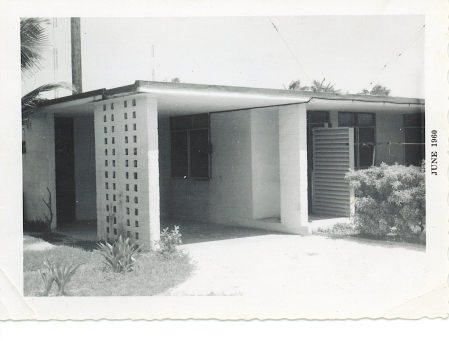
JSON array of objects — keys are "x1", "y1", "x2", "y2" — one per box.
[{"x1": 38, "y1": 80, "x2": 425, "y2": 116}]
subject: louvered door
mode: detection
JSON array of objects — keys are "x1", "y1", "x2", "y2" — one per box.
[{"x1": 312, "y1": 127, "x2": 354, "y2": 217}]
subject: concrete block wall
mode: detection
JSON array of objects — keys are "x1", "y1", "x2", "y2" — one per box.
[
  {"x1": 22, "y1": 112, "x2": 57, "y2": 229},
  {"x1": 94, "y1": 94, "x2": 160, "y2": 246}
]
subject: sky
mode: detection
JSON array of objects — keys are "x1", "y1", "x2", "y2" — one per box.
[{"x1": 22, "y1": 16, "x2": 425, "y2": 98}]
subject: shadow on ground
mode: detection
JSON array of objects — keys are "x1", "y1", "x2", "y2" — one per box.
[
  {"x1": 162, "y1": 220, "x2": 284, "y2": 244},
  {"x1": 26, "y1": 231, "x2": 99, "y2": 251},
  {"x1": 26, "y1": 220, "x2": 283, "y2": 250}
]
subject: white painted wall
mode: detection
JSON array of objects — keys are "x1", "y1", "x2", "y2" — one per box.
[
  {"x1": 22, "y1": 112, "x2": 57, "y2": 229},
  {"x1": 158, "y1": 109, "x2": 254, "y2": 226},
  {"x1": 250, "y1": 108, "x2": 280, "y2": 219},
  {"x1": 209, "y1": 110, "x2": 253, "y2": 224},
  {"x1": 73, "y1": 116, "x2": 97, "y2": 220}
]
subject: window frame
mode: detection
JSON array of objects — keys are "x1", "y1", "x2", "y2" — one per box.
[
  {"x1": 403, "y1": 113, "x2": 425, "y2": 166},
  {"x1": 338, "y1": 112, "x2": 376, "y2": 169},
  {"x1": 170, "y1": 113, "x2": 211, "y2": 180}
]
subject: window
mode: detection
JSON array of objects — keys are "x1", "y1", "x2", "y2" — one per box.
[
  {"x1": 170, "y1": 113, "x2": 210, "y2": 179},
  {"x1": 338, "y1": 112, "x2": 376, "y2": 169},
  {"x1": 403, "y1": 113, "x2": 425, "y2": 166}
]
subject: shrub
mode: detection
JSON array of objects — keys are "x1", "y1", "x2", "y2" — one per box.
[
  {"x1": 346, "y1": 162, "x2": 425, "y2": 238},
  {"x1": 40, "y1": 259, "x2": 80, "y2": 296},
  {"x1": 97, "y1": 235, "x2": 142, "y2": 273},
  {"x1": 319, "y1": 222, "x2": 356, "y2": 236},
  {"x1": 157, "y1": 225, "x2": 182, "y2": 258}
]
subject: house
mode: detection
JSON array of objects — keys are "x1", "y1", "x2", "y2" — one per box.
[{"x1": 22, "y1": 81, "x2": 425, "y2": 246}]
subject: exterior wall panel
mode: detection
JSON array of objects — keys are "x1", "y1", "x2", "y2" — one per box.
[
  {"x1": 250, "y1": 108, "x2": 280, "y2": 219},
  {"x1": 22, "y1": 112, "x2": 57, "y2": 229}
]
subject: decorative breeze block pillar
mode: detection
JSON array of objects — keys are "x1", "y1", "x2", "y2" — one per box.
[{"x1": 94, "y1": 94, "x2": 160, "y2": 247}]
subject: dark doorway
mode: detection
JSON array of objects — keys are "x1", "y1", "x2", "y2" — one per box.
[
  {"x1": 307, "y1": 111, "x2": 330, "y2": 213},
  {"x1": 55, "y1": 117, "x2": 76, "y2": 224}
]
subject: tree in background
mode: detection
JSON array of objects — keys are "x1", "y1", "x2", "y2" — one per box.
[
  {"x1": 288, "y1": 78, "x2": 341, "y2": 94},
  {"x1": 21, "y1": 18, "x2": 49, "y2": 75},
  {"x1": 21, "y1": 18, "x2": 73, "y2": 124},
  {"x1": 360, "y1": 84, "x2": 391, "y2": 96},
  {"x1": 171, "y1": 77, "x2": 181, "y2": 83},
  {"x1": 288, "y1": 80, "x2": 310, "y2": 91},
  {"x1": 310, "y1": 78, "x2": 340, "y2": 94}
]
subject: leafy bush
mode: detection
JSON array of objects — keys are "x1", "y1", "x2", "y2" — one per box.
[
  {"x1": 346, "y1": 162, "x2": 425, "y2": 238},
  {"x1": 97, "y1": 235, "x2": 142, "y2": 273},
  {"x1": 157, "y1": 225, "x2": 182, "y2": 258},
  {"x1": 39, "y1": 259, "x2": 80, "y2": 296}
]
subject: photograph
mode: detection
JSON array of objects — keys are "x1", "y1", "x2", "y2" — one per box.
[{"x1": 1, "y1": 0, "x2": 447, "y2": 321}]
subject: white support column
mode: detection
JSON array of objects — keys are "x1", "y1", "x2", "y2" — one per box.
[
  {"x1": 143, "y1": 95, "x2": 161, "y2": 247},
  {"x1": 279, "y1": 104, "x2": 309, "y2": 234}
]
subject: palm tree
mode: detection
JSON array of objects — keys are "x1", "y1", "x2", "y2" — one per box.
[
  {"x1": 22, "y1": 82, "x2": 73, "y2": 122},
  {"x1": 310, "y1": 78, "x2": 340, "y2": 94},
  {"x1": 21, "y1": 18, "x2": 49, "y2": 75},
  {"x1": 288, "y1": 80, "x2": 310, "y2": 91},
  {"x1": 21, "y1": 18, "x2": 73, "y2": 124}
]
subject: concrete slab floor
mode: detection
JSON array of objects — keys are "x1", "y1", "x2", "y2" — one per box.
[{"x1": 54, "y1": 217, "x2": 348, "y2": 244}]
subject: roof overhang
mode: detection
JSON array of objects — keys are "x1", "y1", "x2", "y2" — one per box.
[{"x1": 36, "y1": 80, "x2": 425, "y2": 117}]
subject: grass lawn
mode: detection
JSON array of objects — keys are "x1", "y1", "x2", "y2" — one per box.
[{"x1": 23, "y1": 234, "x2": 194, "y2": 296}]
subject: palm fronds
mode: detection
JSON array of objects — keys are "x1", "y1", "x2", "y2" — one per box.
[
  {"x1": 20, "y1": 18, "x2": 50, "y2": 75},
  {"x1": 22, "y1": 82, "x2": 74, "y2": 122},
  {"x1": 310, "y1": 78, "x2": 340, "y2": 94},
  {"x1": 97, "y1": 235, "x2": 142, "y2": 273},
  {"x1": 288, "y1": 80, "x2": 310, "y2": 91}
]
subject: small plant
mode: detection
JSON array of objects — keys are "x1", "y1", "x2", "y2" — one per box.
[
  {"x1": 97, "y1": 235, "x2": 142, "y2": 273},
  {"x1": 39, "y1": 269, "x2": 54, "y2": 296},
  {"x1": 157, "y1": 225, "x2": 182, "y2": 258},
  {"x1": 39, "y1": 259, "x2": 80, "y2": 296}
]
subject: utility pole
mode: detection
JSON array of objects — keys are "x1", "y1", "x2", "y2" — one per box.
[{"x1": 71, "y1": 18, "x2": 82, "y2": 94}]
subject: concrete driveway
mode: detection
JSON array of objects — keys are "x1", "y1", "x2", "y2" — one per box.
[{"x1": 164, "y1": 232, "x2": 435, "y2": 317}]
